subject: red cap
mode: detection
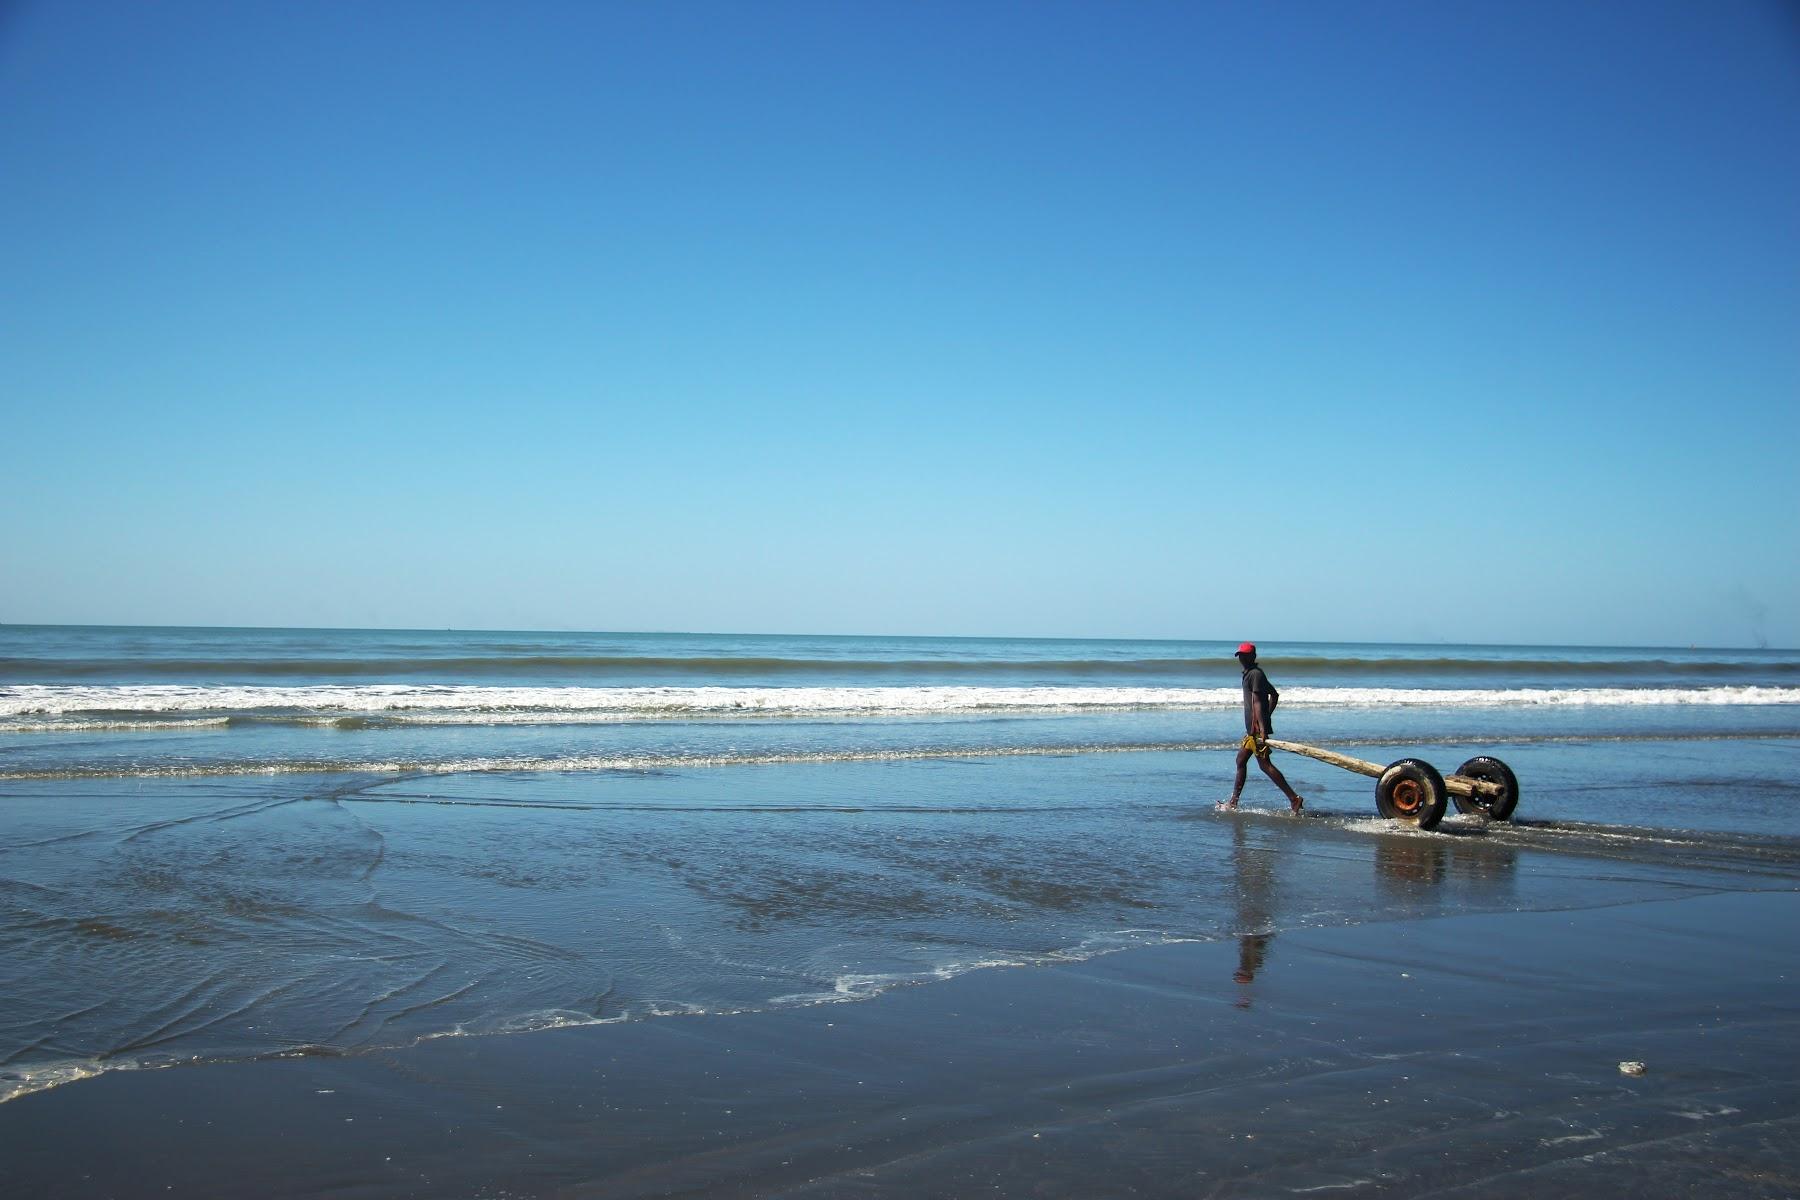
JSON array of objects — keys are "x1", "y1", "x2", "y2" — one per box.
[{"x1": 1236, "y1": 642, "x2": 1256, "y2": 655}]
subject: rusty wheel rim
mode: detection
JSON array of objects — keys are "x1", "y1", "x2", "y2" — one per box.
[{"x1": 1391, "y1": 778, "x2": 1423, "y2": 815}]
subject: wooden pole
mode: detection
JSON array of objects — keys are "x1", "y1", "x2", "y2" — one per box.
[
  {"x1": 1263, "y1": 738, "x2": 1503, "y2": 800},
  {"x1": 1263, "y1": 739, "x2": 1381, "y2": 778}
]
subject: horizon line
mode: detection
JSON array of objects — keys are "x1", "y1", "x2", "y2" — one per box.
[{"x1": 0, "y1": 622, "x2": 1787, "y2": 654}]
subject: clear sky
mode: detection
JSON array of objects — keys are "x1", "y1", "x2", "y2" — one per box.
[{"x1": 3, "y1": 0, "x2": 1796, "y2": 646}]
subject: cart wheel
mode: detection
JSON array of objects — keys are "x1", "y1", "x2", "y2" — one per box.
[
  {"x1": 1376, "y1": 758, "x2": 1448, "y2": 830},
  {"x1": 1452, "y1": 756, "x2": 1519, "y2": 821}
]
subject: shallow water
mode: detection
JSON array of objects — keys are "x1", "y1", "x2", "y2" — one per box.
[
  {"x1": 5, "y1": 744, "x2": 1798, "y2": 1103},
  {"x1": 2, "y1": 628, "x2": 1797, "y2": 1103}
]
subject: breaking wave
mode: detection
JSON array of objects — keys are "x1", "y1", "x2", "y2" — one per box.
[{"x1": 2, "y1": 683, "x2": 1797, "y2": 731}]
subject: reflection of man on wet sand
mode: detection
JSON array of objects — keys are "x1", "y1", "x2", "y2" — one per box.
[
  {"x1": 1234, "y1": 934, "x2": 1271, "y2": 987},
  {"x1": 1219, "y1": 642, "x2": 1304, "y2": 814},
  {"x1": 1228, "y1": 821, "x2": 1275, "y2": 1007}
]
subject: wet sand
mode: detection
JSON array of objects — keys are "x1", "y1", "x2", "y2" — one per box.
[{"x1": 5, "y1": 888, "x2": 1796, "y2": 1199}]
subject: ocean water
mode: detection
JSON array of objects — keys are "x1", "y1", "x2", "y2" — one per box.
[{"x1": 3, "y1": 625, "x2": 1798, "y2": 1103}]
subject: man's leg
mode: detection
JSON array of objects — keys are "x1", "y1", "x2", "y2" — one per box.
[
  {"x1": 1221, "y1": 744, "x2": 1252, "y2": 808},
  {"x1": 1256, "y1": 753, "x2": 1304, "y2": 813}
]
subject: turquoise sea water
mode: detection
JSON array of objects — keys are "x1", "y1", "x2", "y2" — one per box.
[
  {"x1": 3, "y1": 625, "x2": 1796, "y2": 780},
  {"x1": 3, "y1": 626, "x2": 1798, "y2": 1103}
]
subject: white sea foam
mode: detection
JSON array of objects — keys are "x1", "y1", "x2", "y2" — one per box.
[
  {"x1": 0, "y1": 742, "x2": 1221, "y2": 781},
  {"x1": 2, "y1": 683, "x2": 1796, "y2": 724},
  {"x1": 0, "y1": 1059, "x2": 106, "y2": 1104},
  {"x1": 767, "y1": 929, "x2": 1204, "y2": 1009}
]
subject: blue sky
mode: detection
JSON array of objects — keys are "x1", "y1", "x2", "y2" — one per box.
[{"x1": 3, "y1": 0, "x2": 1796, "y2": 645}]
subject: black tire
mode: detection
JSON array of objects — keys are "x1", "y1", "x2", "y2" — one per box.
[
  {"x1": 1452, "y1": 756, "x2": 1520, "y2": 821},
  {"x1": 1375, "y1": 758, "x2": 1448, "y2": 830}
]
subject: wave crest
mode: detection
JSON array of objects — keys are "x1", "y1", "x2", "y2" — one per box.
[{"x1": 2, "y1": 682, "x2": 1797, "y2": 728}]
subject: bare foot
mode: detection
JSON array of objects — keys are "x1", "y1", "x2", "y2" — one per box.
[
  {"x1": 1216, "y1": 798, "x2": 1239, "y2": 811},
  {"x1": 1288, "y1": 795, "x2": 1305, "y2": 816}
]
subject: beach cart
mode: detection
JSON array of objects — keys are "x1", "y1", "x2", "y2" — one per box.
[{"x1": 1263, "y1": 740, "x2": 1519, "y2": 831}]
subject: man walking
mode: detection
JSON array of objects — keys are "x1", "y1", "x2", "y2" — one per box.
[{"x1": 1219, "y1": 642, "x2": 1304, "y2": 814}]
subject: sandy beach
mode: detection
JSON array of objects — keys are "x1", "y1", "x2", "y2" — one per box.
[{"x1": 6, "y1": 887, "x2": 1796, "y2": 1198}]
